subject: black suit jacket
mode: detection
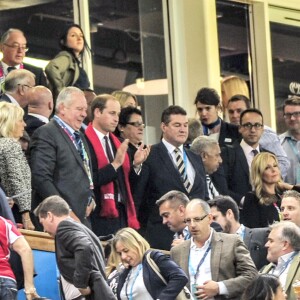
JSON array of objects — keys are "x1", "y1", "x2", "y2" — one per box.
[
  {"x1": 0, "y1": 93, "x2": 12, "y2": 103},
  {"x1": 24, "y1": 114, "x2": 46, "y2": 137},
  {"x1": 221, "y1": 143, "x2": 269, "y2": 204},
  {"x1": 243, "y1": 226, "x2": 269, "y2": 270},
  {"x1": 29, "y1": 119, "x2": 92, "y2": 223},
  {"x1": 132, "y1": 142, "x2": 207, "y2": 250},
  {"x1": 23, "y1": 63, "x2": 47, "y2": 87},
  {"x1": 209, "y1": 165, "x2": 229, "y2": 198},
  {"x1": 219, "y1": 120, "x2": 241, "y2": 148}
]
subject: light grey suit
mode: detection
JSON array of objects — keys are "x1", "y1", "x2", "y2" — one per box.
[
  {"x1": 261, "y1": 253, "x2": 300, "y2": 300},
  {"x1": 171, "y1": 231, "x2": 258, "y2": 300}
]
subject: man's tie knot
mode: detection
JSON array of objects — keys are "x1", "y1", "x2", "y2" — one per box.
[
  {"x1": 7, "y1": 66, "x2": 16, "y2": 73},
  {"x1": 252, "y1": 149, "x2": 259, "y2": 157}
]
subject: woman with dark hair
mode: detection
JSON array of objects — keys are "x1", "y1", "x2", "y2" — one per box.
[
  {"x1": 45, "y1": 23, "x2": 91, "y2": 100},
  {"x1": 116, "y1": 106, "x2": 145, "y2": 158},
  {"x1": 242, "y1": 274, "x2": 286, "y2": 300}
]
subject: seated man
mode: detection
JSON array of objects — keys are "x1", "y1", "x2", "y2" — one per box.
[
  {"x1": 0, "y1": 216, "x2": 40, "y2": 299},
  {"x1": 208, "y1": 195, "x2": 269, "y2": 270}
]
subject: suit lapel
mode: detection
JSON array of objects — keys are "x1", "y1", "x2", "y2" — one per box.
[
  {"x1": 53, "y1": 121, "x2": 86, "y2": 171},
  {"x1": 157, "y1": 142, "x2": 186, "y2": 187},
  {"x1": 243, "y1": 227, "x2": 251, "y2": 248},
  {"x1": 285, "y1": 254, "x2": 300, "y2": 291},
  {"x1": 210, "y1": 232, "x2": 222, "y2": 281},
  {"x1": 236, "y1": 146, "x2": 249, "y2": 176}
]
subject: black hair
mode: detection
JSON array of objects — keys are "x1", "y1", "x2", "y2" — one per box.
[
  {"x1": 194, "y1": 88, "x2": 220, "y2": 106},
  {"x1": 240, "y1": 108, "x2": 264, "y2": 125},
  {"x1": 161, "y1": 105, "x2": 187, "y2": 124}
]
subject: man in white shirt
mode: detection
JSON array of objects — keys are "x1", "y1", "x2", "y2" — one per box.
[
  {"x1": 171, "y1": 199, "x2": 257, "y2": 300},
  {"x1": 261, "y1": 221, "x2": 300, "y2": 300}
]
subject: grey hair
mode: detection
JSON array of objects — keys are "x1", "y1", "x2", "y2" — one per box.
[
  {"x1": 156, "y1": 190, "x2": 190, "y2": 208},
  {"x1": 188, "y1": 198, "x2": 211, "y2": 214},
  {"x1": 55, "y1": 86, "x2": 84, "y2": 113},
  {"x1": 270, "y1": 221, "x2": 300, "y2": 251},
  {"x1": 4, "y1": 69, "x2": 35, "y2": 93},
  {"x1": 1, "y1": 28, "x2": 24, "y2": 44},
  {"x1": 190, "y1": 135, "x2": 219, "y2": 155}
]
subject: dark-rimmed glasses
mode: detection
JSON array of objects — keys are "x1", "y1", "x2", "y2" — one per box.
[
  {"x1": 184, "y1": 214, "x2": 208, "y2": 225},
  {"x1": 127, "y1": 122, "x2": 145, "y2": 128},
  {"x1": 240, "y1": 123, "x2": 263, "y2": 130}
]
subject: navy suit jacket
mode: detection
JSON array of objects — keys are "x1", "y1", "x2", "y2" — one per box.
[
  {"x1": 132, "y1": 142, "x2": 207, "y2": 250},
  {"x1": 219, "y1": 120, "x2": 241, "y2": 148},
  {"x1": 30, "y1": 119, "x2": 92, "y2": 223},
  {"x1": 23, "y1": 63, "x2": 47, "y2": 87},
  {"x1": 24, "y1": 114, "x2": 46, "y2": 137}
]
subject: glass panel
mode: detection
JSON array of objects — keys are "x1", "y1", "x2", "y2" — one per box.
[
  {"x1": 89, "y1": 0, "x2": 168, "y2": 143},
  {"x1": 270, "y1": 20, "x2": 300, "y2": 133},
  {"x1": 216, "y1": 0, "x2": 253, "y2": 110}
]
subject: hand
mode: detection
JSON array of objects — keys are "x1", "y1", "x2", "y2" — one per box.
[
  {"x1": 197, "y1": 280, "x2": 219, "y2": 299},
  {"x1": 112, "y1": 139, "x2": 129, "y2": 170},
  {"x1": 24, "y1": 287, "x2": 40, "y2": 300},
  {"x1": 277, "y1": 181, "x2": 293, "y2": 191},
  {"x1": 133, "y1": 144, "x2": 151, "y2": 166},
  {"x1": 85, "y1": 199, "x2": 96, "y2": 217},
  {"x1": 171, "y1": 235, "x2": 185, "y2": 247},
  {"x1": 78, "y1": 286, "x2": 92, "y2": 296},
  {"x1": 22, "y1": 213, "x2": 35, "y2": 230}
]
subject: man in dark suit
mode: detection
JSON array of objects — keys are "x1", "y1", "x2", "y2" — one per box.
[
  {"x1": 0, "y1": 69, "x2": 35, "y2": 109},
  {"x1": 24, "y1": 85, "x2": 53, "y2": 136},
  {"x1": 194, "y1": 87, "x2": 241, "y2": 148},
  {"x1": 221, "y1": 108, "x2": 267, "y2": 204},
  {"x1": 261, "y1": 221, "x2": 300, "y2": 300},
  {"x1": 35, "y1": 195, "x2": 115, "y2": 300},
  {"x1": 208, "y1": 195, "x2": 269, "y2": 270},
  {"x1": 0, "y1": 28, "x2": 47, "y2": 94},
  {"x1": 30, "y1": 86, "x2": 95, "y2": 227},
  {"x1": 190, "y1": 135, "x2": 228, "y2": 199},
  {"x1": 132, "y1": 105, "x2": 207, "y2": 250},
  {"x1": 84, "y1": 94, "x2": 149, "y2": 236},
  {"x1": 171, "y1": 199, "x2": 257, "y2": 300}
]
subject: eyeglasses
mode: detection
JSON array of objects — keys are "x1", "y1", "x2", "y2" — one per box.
[
  {"x1": 241, "y1": 122, "x2": 263, "y2": 130},
  {"x1": 184, "y1": 214, "x2": 208, "y2": 225},
  {"x1": 18, "y1": 84, "x2": 33, "y2": 89},
  {"x1": 127, "y1": 122, "x2": 145, "y2": 128},
  {"x1": 4, "y1": 43, "x2": 29, "y2": 52},
  {"x1": 283, "y1": 112, "x2": 300, "y2": 119}
]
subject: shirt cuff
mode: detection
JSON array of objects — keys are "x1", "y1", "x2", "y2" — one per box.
[{"x1": 218, "y1": 282, "x2": 229, "y2": 295}]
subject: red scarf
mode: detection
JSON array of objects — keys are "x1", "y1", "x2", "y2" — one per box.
[{"x1": 85, "y1": 124, "x2": 139, "y2": 229}]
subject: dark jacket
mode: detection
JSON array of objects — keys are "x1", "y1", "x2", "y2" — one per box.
[{"x1": 117, "y1": 250, "x2": 188, "y2": 300}]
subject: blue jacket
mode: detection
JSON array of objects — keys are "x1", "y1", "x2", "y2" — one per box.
[{"x1": 117, "y1": 250, "x2": 188, "y2": 300}]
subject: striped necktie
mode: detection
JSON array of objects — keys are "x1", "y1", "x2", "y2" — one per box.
[
  {"x1": 174, "y1": 148, "x2": 192, "y2": 193},
  {"x1": 206, "y1": 174, "x2": 219, "y2": 199}
]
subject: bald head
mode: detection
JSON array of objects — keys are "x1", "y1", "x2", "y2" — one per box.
[{"x1": 28, "y1": 86, "x2": 53, "y2": 118}]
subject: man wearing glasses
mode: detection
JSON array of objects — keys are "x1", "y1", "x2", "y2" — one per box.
[
  {"x1": 0, "y1": 28, "x2": 47, "y2": 93},
  {"x1": 0, "y1": 68, "x2": 35, "y2": 109},
  {"x1": 280, "y1": 96, "x2": 300, "y2": 185},
  {"x1": 221, "y1": 108, "x2": 268, "y2": 205},
  {"x1": 171, "y1": 199, "x2": 257, "y2": 300}
]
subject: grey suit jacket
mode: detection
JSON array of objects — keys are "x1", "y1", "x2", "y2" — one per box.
[
  {"x1": 261, "y1": 253, "x2": 300, "y2": 300},
  {"x1": 171, "y1": 231, "x2": 258, "y2": 300},
  {"x1": 30, "y1": 119, "x2": 92, "y2": 223}
]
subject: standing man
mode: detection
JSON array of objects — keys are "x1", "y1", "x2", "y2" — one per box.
[
  {"x1": 280, "y1": 96, "x2": 300, "y2": 184},
  {"x1": 133, "y1": 105, "x2": 207, "y2": 250},
  {"x1": 84, "y1": 94, "x2": 147, "y2": 236},
  {"x1": 222, "y1": 108, "x2": 266, "y2": 204},
  {"x1": 30, "y1": 87, "x2": 94, "y2": 227},
  {"x1": 35, "y1": 195, "x2": 115, "y2": 300},
  {"x1": 208, "y1": 195, "x2": 269, "y2": 270},
  {"x1": 171, "y1": 199, "x2": 257, "y2": 300},
  {"x1": 226, "y1": 94, "x2": 290, "y2": 179},
  {"x1": 194, "y1": 87, "x2": 241, "y2": 147},
  {"x1": 261, "y1": 221, "x2": 300, "y2": 300},
  {"x1": 281, "y1": 190, "x2": 300, "y2": 227},
  {"x1": 0, "y1": 69, "x2": 35, "y2": 108},
  {"x1": 0, "y1": 28, "x2": 47, "y2": 93},
  {"x1": 25, "y1": 85, "x2": 54, "y2": 136},
  {"x1": 190, "y1": 136, "x2": 228, "y2": 199}
]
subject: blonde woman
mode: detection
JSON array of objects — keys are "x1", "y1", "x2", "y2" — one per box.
[
  {"x1": 241, "y1": 152, "x2": 300, "y2": 228},
  {"x1": 0, "y1": 102, "x2": 34, "y2": 230},
  {"x1": 111, "y1": 227, "x2": 188, "y2": 300},
  {"x1": 112, "y1": 90, "x2": 138, "y2": 108}
]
